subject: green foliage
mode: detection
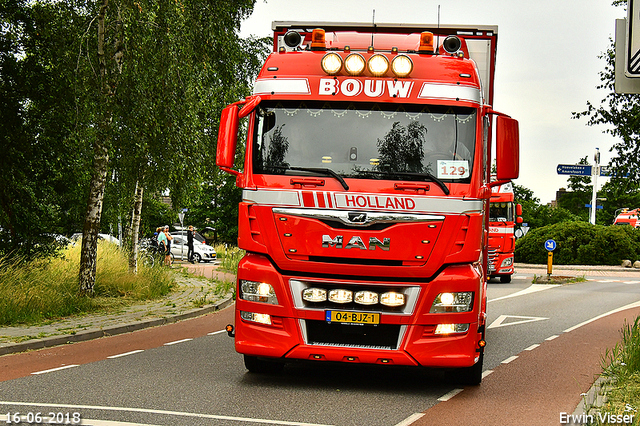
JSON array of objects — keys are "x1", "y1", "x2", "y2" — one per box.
[
  {"x1": 515, "y1": 222, "x2": 640, "y2": 265},
  {"x1": 0, "y1": 241, "x2": 173, "y2": 326}
]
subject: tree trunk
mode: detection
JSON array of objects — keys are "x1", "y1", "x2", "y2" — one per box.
[{"x1": 128, "y1": 180, "x2": 143, "y2": 274}]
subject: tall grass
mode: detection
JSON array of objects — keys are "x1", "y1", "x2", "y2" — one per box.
[
  {"x1": 0, "y1": 242, "x2": 173, "y2": 326},
  {"x1": 214, "y1": 244, "x2": 245, "y2": 273}
]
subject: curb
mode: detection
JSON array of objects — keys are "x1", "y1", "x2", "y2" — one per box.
[{"x1": 0, "y1": 295, "x2": 234, "y2": 357}]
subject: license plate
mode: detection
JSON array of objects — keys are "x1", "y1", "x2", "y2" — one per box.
[{"x1": 326, "y1": 311, "x2": 380, "y2": 325}]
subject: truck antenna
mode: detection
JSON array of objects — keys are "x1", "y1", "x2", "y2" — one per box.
[
  {"x1": 436, "y1": 5, "x2": 441, "y2": 55},
  {"x1": 371, "y1": 9, "x2": 376, "y2": 47}
]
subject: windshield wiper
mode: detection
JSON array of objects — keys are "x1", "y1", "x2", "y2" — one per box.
[
  {"x1": 274, "y1": 166, "x2": 350, "y2": 191},
  {"x1": 358, "y1": 170, "x2": 449, "y2": 195}
]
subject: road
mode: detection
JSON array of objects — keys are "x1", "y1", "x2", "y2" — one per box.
[{"x1": 1, "y1": 270, "x2": 639, "y2": 426}]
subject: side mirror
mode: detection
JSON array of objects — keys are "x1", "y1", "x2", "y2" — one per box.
[
  {"x1": 216, "y1": 96, "x2": 262, "y2": 172},
  {"x1": 516, "y1": 203, "x2": 523, "y2": 216},
  {"x1": 495, "y1": 115, "x2": 519, "y2": 180}
]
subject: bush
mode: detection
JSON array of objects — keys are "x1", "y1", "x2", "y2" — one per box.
[{"x1": 515, "y1": 222, "x2": 640, "y2": 265}]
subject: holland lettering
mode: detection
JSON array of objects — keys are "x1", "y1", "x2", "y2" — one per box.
[{"x1": 343, "y1": 195, "x2": 415, "y2": 210}]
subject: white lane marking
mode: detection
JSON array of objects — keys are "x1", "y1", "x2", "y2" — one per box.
[
  {"x1": 107, "y1": 350, "x2": 145, "y2": 359},
  {"x1": 487, "y1": 315, "x2": 549, "y2": 329},
  {"x1": 0, "y1": 401, "x2": 336, "y2": 426},
  {"x1": 163, "y1": 338, "x2": 193, "y2": 346},
  {"x1": 482, "y1": 370, "x2": 493, "y2": 378},
  {"x1": 437, "y1": 388, "x2": 464, "y2": 402},
  {"x1": 546, "y1": 335, "x2": 559, "y2": 341},
  {"x1": 597, "y1": 280, "x2": 619, "y2": 283},
  {"x1": 31, "y1": 365, "x2": 79, "y2": 375},
  {"x1": 501, "y1": 356, "x2": 518, "y2": 364},
  {"x1": 207, "y1": 329, "x2": 226, "y2": 335},
  {"x1": 624, "y1": 281, "x2": 640, "y2": 284},
  {"x1": 393, "y1": 413, "x2": 425, "y2": 426},
  {"x1": 563, "y1": 300, "x2": 640, "y2": 333},
  {"x1": 488, "y1": 284, "x2": 559, "y2": 303},
  {"x1": 525, "y1": 344, "x2": 540, "y2": 351}
]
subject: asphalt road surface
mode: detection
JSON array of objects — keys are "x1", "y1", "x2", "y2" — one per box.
[{"x1": 1, "y1": 271, "x2": 639, "y2": 426}]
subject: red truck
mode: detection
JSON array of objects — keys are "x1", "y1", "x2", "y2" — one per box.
[
  {"x1": 217, "y1": 21, "x2": 519, "y2": 385},
  {"x1": 488, "y1": 181, "x2": 523, "y2": 283},
  {"x1": 614, "y1": 208, "x2": 640, "y2": 228}
]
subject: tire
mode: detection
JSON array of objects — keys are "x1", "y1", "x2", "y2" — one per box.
[
  {"x1": 141, "y1": 253, "x2": 154, "y2": 268},
  {"x1": 500, "y1": 275, "x2": 512, "y2": 283},
  {"x1": 448, "y1": 352, "x2": 484, "y2": 386},
  {"x1": 192, "y1": 253, "x2": 202, "y2": 263},
  {"x1": 243, "y1": 355, "x2": 284, "y2": 374}
]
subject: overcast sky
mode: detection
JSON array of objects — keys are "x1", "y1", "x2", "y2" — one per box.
[{"x1": 240, "y1": 0, "x2": 624, "y2": 204}]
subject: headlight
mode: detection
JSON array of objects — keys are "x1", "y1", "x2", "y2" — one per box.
[
  {"x1": 430, "y1": 292, "x2": 473, "y2": 313},
  {"x1": 380, "y1": 291, "x2": 405, "y2": 307},
  {"x1": 303, "y1": 287, "x2": 327, "y2": 303},
  {"x1": 240, "y1": 311, "x2": 272, "y2": 325},
  {"x1": 501, "y1": 256, "x2": 514, "y2": 267},
  {"x1": 240, "y1": 280, "x2": 278, "y2": 304},
  {"x1": 354, "y1": 290, "x2": 378, "y2": 305},
  {"x1": 321, "y1": 52, "x2": 343, "y2": 75},
  {"x1": 344, "y1": 53, "x2": 366, "y2": 75},
  {"x1": 328, "y1": 289, "x2": 353, "y2": 304},
  {"x1": 368, "y1": 54, "x2": 389, "y2": 77},
  {"x1": 391, "y1": 54, "x2": 413, "y2": 77}
]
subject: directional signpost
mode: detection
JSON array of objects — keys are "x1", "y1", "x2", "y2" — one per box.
[{"x1": 556, "y1": 164, "x2": 592, "y2": 176}]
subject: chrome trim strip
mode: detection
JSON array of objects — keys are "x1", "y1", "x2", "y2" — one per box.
[
  {"x1": 274, "y1": 207, "x2": 444, "y2": 227},
  {"x1": 253, "y1": 78, "x2": 311, "y2": 95},
  {"x1": 417, "y1": 82, "x2": 481, "y2": 104},
  {"x1": 243, "y1": 189, "x2": 301, "y2": 206}
]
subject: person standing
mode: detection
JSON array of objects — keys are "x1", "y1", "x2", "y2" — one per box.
[
  {"x1": 157, "y1": 226, "x2": 168, "y2": 262},
  {"x1": 187, "y1": 225, "x2": 195, "y2": 263},
  {"x1": 163, "y1": 226, "x2": 173, "y2": 266}
]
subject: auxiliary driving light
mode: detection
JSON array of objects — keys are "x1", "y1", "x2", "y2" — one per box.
[
  {"x1": 391, "y1": 54, "x2": 413, "y2": 77},
  {"x1": 367, "y1": 54, "x2": 389, "y2": 77},
  {"x1": 380, "y1": 291, "x2": 405, "y2": 307},
  {"x1": 328, "y1": 289, "x2": 353, "y2": 304},
  {"x1": 303, "y1": 287, "x2": 327, "y2": 303},
  {"x1": 321, "y1": 52, "x2": 343, "y2": 75},
  {"x1": 354, "y1": 290, "x2": 378, "y2": 305},
  {"x1": 344, "y1": 53, "x2": 366, "y2": 75}
]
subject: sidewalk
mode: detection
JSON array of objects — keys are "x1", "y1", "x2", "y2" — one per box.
[{"x1": 0, "y1": 261, "x2": 236, "y2": 356}]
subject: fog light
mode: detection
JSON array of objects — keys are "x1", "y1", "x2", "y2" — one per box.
[
  {"x1": 434, "y1": 323, "x2": 469, "y2": 335},
  {"x1": 391, "y1": 54, "x2": 413, "y2": 77},
  {"x1": 430, "y1": 292, "x2": 473, "y2": 313},
  {"x1": 328, "y1": 289, "x2": 353, "y2": 304},
  {"x1": 354, "y1": 290, "x2": 378, "y2": 305},
  {"x1": 303, "y1": 287, "x2": 327, "y2": 303},
  {"x1": 368, "y1": 54, "x2": 389, "y2": 76},
  {"x1": 240, "y1": 311, "x2": 272, "y2": 325},
  {"x1": 380, "y1": 292, "x2": 405, "y2": 307},
  {"x1": 240, "y1": 280, "x2": 278, "y2": 304}
]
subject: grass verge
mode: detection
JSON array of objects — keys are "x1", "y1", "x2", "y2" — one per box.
[
  {"x1": 592, "y1": 316, "x2": 640, "y2": 425},
  {"x1": 0, "y1": 241, "x2": 174, "y2": 327}
]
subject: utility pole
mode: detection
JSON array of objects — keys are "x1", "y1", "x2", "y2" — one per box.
[{"x1": 590, "y1": 148, "x2": 600, "y2": 225}]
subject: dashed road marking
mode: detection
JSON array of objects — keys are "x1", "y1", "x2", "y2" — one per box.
[
  {"x1": 31, "y1": 364, "x2": 79, "y2": 375},
  {"x1": 482, "y1": 370, "x2": 493, "y2": 378},
  {"x1": 107, "y1": 350, "x2": 144, "y2": 359},
  {"x1": 207, "y1": 329, "x2": 226, "y2": 336},
  {"x1": 488, "y1": 284, "x2": 559, "y2": 303},
  {"x1": 501, "y1": 355, "x2": 518, "y2": 364},
  {"x1": 525, "y1": 344, "x2": 540, "y2": 351},
  {"x1": 438, "y1": 388, "x2": 464, "y2": 402},
  {"x1": 546, "y1": 335, "x2": 559, "y2": 341},
  {"x1": 163, "y1": 338, "x2": 193, "y2": 346},
  {"x1": 487, "y1": 315, "x2": 548, "y2": 329},
  {"x1": 393, "y1": 413, "x2": 424, "y2": 426}
]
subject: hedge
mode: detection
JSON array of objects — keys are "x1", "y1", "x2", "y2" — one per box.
[{"x1": 515, "y1": 222, "x2": 640, "y2": 265}]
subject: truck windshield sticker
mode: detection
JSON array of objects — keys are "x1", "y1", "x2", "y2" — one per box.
[
  {"x1": 437, "y1": 160, "x2": 470, "y2": 180},
  {"x1": 253, "y1": 100, "x2": 476, "y2": 184}
]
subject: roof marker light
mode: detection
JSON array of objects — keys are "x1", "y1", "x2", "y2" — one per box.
[{"x1": 419, "y1": 31, "x2": 435, "y2": 54}]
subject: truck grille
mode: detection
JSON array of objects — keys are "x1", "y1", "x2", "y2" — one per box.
[
  {"x1": 487, "y1": 247, "x2": 498, "y2": 272},
  {"x1": 303, "y1": 320, "x2": 403, "y2": 350}
]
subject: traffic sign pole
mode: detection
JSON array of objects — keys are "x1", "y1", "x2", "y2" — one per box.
[{"x1": 547, "y1": 252, "x2": 553, "y2": 276}]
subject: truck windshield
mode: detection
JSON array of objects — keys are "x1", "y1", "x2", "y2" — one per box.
[
  {"x1": 252, "y1": 101, "x2": 476, "y2": 183},
  {"x1": 489, "y1": 202, "x2": 514, "y2": 222}
]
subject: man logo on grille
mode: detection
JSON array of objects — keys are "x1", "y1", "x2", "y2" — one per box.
[{"x1": 348, "y1": 212, "x2": 367, "y2": 223}]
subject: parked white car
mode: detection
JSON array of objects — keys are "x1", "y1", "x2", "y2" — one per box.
[{"x1": 169, "y1": 233, "x2": 216, "y2": 263}]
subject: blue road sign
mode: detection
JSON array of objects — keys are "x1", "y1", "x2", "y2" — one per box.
[
  {"x1": 545, "y1": 239, "x2": 557, "y2": 251},
  {"x1": 556, "y1": 164, "x2": 592, "y2": 176},
  {"x1": 585, "y1": 204, "x2": 604, "y2": 209}
]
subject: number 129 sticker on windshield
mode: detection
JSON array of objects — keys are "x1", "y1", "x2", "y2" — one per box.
[{"x1": 437, "y1": 160, "x2": 470, "y2": 179}]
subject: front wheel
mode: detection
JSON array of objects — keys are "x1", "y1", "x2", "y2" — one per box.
[
  {"x1": 192, "y1": 253, "x2": 202, "y2": 263},
  {"x1": 500, "y1": 275, "x2": 512, "y2": 283},
  {"x1": 243, "y1": 355, "x2": 284, "y2": 374}
]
